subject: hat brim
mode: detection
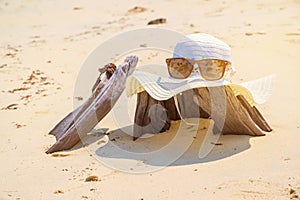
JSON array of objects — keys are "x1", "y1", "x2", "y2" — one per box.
[{"x1": 126, "y1": 71, "x2": 275, "y2": 106}]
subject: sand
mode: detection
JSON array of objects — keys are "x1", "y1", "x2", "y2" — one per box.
[{"x1": 0, "y1": 0, "x2": 300, "y2": 199}]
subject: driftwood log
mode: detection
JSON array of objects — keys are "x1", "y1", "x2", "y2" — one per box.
[
  {"x1": 46, "y1": 56, "x2": 138, "y2": 153},
  {"x1": 133, "y1": 87, "x2": 272, "y2": 140},
  {"x1": 47, "y1": 55, "x2": 272, "y2": 153}
]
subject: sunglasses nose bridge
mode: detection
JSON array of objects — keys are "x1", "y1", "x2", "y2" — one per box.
[{"x1": 193, "y1": 63, "x2": 198, "y2": 68}]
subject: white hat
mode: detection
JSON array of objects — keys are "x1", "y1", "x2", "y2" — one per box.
[
  {"x1": 173, "y1": 33, "x2": 232, "y2": 62},
  {"x1": 171, "y1": 33, "x2": 235, "y2": 80},
  {"x1": 126, "y1": 33, "x2": 274, "y2": 105}
]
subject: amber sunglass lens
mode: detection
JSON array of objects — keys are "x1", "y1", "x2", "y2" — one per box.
[
  {"x1": 166, "y1": 58, "x2": 193, "y2": 79},
  {"x1": 198, "y1": 60, "x2": 226, "y2": 80}
]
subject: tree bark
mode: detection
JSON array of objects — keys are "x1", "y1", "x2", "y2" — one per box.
[{"x1": 133, "y1": 86, "x2": 272, "y2": 139}]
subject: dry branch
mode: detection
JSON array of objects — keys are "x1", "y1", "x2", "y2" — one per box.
[{"x1": 46, "y1": 56, "x2": 138, "y2": 153}]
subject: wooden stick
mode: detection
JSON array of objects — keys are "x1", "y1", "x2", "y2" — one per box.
[
  {"x1": 48, "y1": 63, "x2": 115, "y2": 141},
  {"x1": 46, "y1": 56, "x2": 138, "y2": 153}
]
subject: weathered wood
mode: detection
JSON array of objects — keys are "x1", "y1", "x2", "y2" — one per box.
[
  {"x1": 133, "y1": 91, "x2": 151, "y2": 140},
  {"x1": 133, "y1": 92, "x2": 171, "y2": 140},
  {"x1": 221, "y1": 86, "x2": 265, "y2": 136},
  {"x1": 91, "y1": 63, "x2": 116, "y2": 93},
  {"x1": 133, "y1": 85, "x2": 272, "y2": 139},
  {"x1": 46, "y1": 56, "x2": 138, "y2": 153},
  {"x1": 47, "y1": 55, "x2": 272, "y2": 152},
  {"x1": 237, "y1": 95, "x2": 272, "y2": 132},
  {"x1": 49, "y1": 63, "x2": 116, "y2": 141},
  {"x1": 163, "y1": 97, "x2": 180, "y2": 121}
]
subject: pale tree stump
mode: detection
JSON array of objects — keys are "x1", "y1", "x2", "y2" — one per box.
[{"x1": 133, "y1": 86, "x2": 272, "y2": 140}]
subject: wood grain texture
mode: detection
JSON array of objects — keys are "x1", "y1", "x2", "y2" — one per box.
[
  {"x1": 46, "y1": 56, "x2": 138, "y2": 153},
  {"x1": 133, "y1": 85, "x2": 272, "y2": 139}
]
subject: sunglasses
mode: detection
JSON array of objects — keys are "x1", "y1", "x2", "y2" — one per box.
[{"x1": 166, "y1": 58, "x2": 231, "y2": 81}]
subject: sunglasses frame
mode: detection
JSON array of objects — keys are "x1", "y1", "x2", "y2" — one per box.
[{"x1": 166, "y1": 58, "x2": 231, "y2": 81}]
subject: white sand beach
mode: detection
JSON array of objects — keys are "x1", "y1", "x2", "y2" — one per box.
[{"x1": 0, "y1": 0, "x2": 300, "y2": 199}]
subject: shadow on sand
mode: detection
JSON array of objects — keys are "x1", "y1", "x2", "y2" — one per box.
[{"x1": 78, "y1": 119, "x2": 252, "y2": 170}]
